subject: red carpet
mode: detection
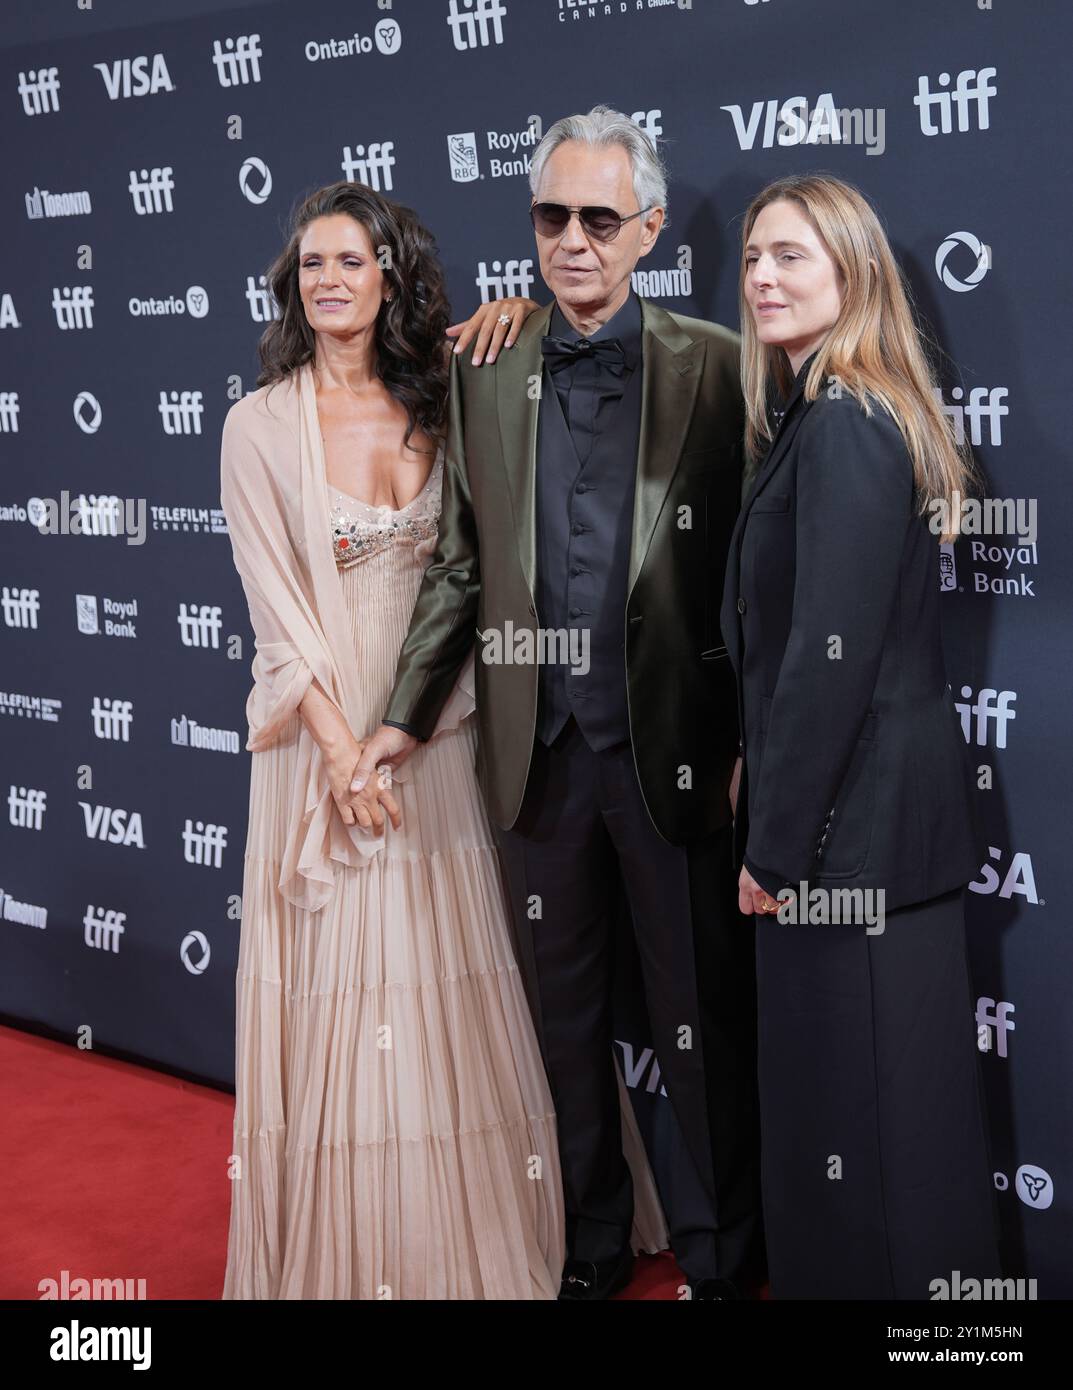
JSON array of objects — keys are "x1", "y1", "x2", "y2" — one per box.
[{"x1": 1, "y1": 1023, "x2": 695, "y2": 1300}]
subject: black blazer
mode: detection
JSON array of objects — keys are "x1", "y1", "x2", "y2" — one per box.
[{"x1": 719, "y1": 354, "x2": 981, "y2": 912}]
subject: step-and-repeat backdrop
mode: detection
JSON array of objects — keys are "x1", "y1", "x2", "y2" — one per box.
[{"x1": 2, "y1": 0, "x2": 1069, "y2": 1293}]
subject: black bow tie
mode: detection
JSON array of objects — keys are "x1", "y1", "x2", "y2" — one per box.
[{"x1": 540, "y1": 335, "x2": 626, "y2": 376}]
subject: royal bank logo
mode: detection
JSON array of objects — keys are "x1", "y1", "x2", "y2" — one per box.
[
  {"x1": 448, "y1": 133, "x2": 479, "y2": 182},
  {"x1": 239, "y1": 156, "x2": 272, "y2": 204},
  {"x1": 128, "y1": 167, "x2": 175, "y2": 215},
  {"x1": 939, "y1": 542, "x2": 957, "y2": 592},
  {"x1": 969, "y1": 540, "x2": 1038, "y2": 598},
  {"x1": 447, "y1": 0, "x2": 507, "y2": 50},
  {"x1": 936, "y1": 231, "x2": 991, "y2": 292},
  {"x1": 76, "y1": 595, "x2": 138, "y2": 637},
  {"x1": 94, "y1": 53, "x2": 175, "y2": 99},
  {"x1": 52, "y1": 286, "x2": 94, "y2": 329},
  {"x1": 76, "y1": 594, "x2": 98, "y2": 634},
  {"x1": 915, "y1": 67, "x2": 997, "y2": 136},
  {"x1": 211, "y1": 34, "x2": 262, "y2": 86},
  {"x1": 340, "y1": 142, "x2": 395, "y2": 191},
  {"x1": 17, "y1": 68, "x2": 60, "y2": 115}
]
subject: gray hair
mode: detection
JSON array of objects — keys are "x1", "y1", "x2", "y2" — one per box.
[{"x1": 528, "y1": 104, "x2": 669, "y2": 226}]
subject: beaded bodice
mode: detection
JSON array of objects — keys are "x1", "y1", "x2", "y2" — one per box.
[{"x1": 328, "y1": 452, "x2": 443, "y2": 570}]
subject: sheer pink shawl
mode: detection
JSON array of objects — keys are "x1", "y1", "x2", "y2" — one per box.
[{"x1": 219, "y1": 360, "x2": 475, "y2": 913}]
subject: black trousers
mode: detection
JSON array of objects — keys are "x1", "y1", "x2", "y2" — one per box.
[
  {"x1": 755, "y1": 886, "x2": 1002, "y2": 1299},
  {"x1": 493, "y1": 715, "x2": 763, "y2": 1283}
]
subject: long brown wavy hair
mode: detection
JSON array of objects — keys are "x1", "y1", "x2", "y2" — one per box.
[
  {"x1": 739, "y1": 174, "x2": 979, "y2": 539},
  {"x1": 257, "y1": 181, "x2": 451, "y2": 453}
]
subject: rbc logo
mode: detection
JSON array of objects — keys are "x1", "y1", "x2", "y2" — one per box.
[{"x1": 448, "y1": 133, "x2": 479, "y2": 182}]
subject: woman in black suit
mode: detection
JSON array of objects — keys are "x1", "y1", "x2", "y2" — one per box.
[{"x1": 720, "y1": 174, "x2": 1001, "y2": 1299}]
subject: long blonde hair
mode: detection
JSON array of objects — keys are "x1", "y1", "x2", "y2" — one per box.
[{"x1": 739, "y1": 174, "x2": 978, "y2": 539}]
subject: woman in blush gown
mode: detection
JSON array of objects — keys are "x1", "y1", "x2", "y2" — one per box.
[{"x1": 219, "y1": 180, "x2": 666, "y2": 1300}]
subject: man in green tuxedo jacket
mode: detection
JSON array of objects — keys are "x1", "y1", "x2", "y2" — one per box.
[{"x1": 354, "y1": 105, "x2": 762, "y2": 1301}]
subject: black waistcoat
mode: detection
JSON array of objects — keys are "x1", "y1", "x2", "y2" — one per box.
[{"x1": 533, "y1": 335, "x2": 644, "y2": 750}]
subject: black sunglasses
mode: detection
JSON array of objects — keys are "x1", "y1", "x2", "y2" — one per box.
[{"x1": 529, "y1": 201, "x2": 654, "y2": 243}]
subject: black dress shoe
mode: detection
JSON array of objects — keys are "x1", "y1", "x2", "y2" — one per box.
[
  {"x1": 558, "y1": 1249, "x2": 634, "y2": 1300},
  {"x1": 686, "y1": 1276, "x2": 742, "y2": 1300}
]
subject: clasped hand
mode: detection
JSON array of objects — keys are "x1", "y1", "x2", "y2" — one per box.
[{"x1": 325, "y1": 725, "x2": 418, "y2": 834}]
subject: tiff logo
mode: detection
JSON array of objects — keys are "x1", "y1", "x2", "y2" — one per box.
[
  {"x1": 211, "y1": 34, "x2": 263, "y2": 86},
  {"x1": 245, "y1": 273, "x2": 280, "y2": 323},
  {"x1": 9, "y1": 786, "x2": 46, "y2": 830},
  {"x1": 447, "y1": 0, "x2": 506, "y2": 51},
  {"x1": 52, "y1": 286, "x2": 94, "y2": 329},
  {"x1": 178, "y1": 603, "x2": 222, "y2": 648},
  {"x1": 182, "y1": 819, "x2": 228, "y2": 868},
  {"x1": 2, "y1": 587, "x2": 40, "y2": 628},
  {"x1": 0, "y1": 392, "x2": 20, "y2": 431},
  {"x1": 631, "y1": 110, "x2": 663, "y2": 143},
  {"x1": 17, "y1": 68, "x2": 60, "y2": 115},
  {"x1": 976, "y1": 997, "x2": 1015, "y2": 1058},
  {"x1": 915, "y1": 67, "x2": 997, "y2": 136},
  {"x1": 340, "y1": 142, "x2": 395, "y2": 191},
  {"x1": 933, "y1": 385, "x2": 1008, "y2": 447},
  {"x1": 128, "y1": 167, "x2": 175, "y2": 215},
  {"x1": 475, "y1": 258, "x2": 534, "y2": 301},
  {"x1": 955, "y1": 686, "x2": 1016, "y2": 748},
  {"x1": 91, "y1": 697, "x2": 134, "y2": 742},
  {"x1": 84, "y1": 906, "x2": 126, "y2": 952},
  {"x1": 158, "y1": 390, "x2": 204, "y2": 435}
]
